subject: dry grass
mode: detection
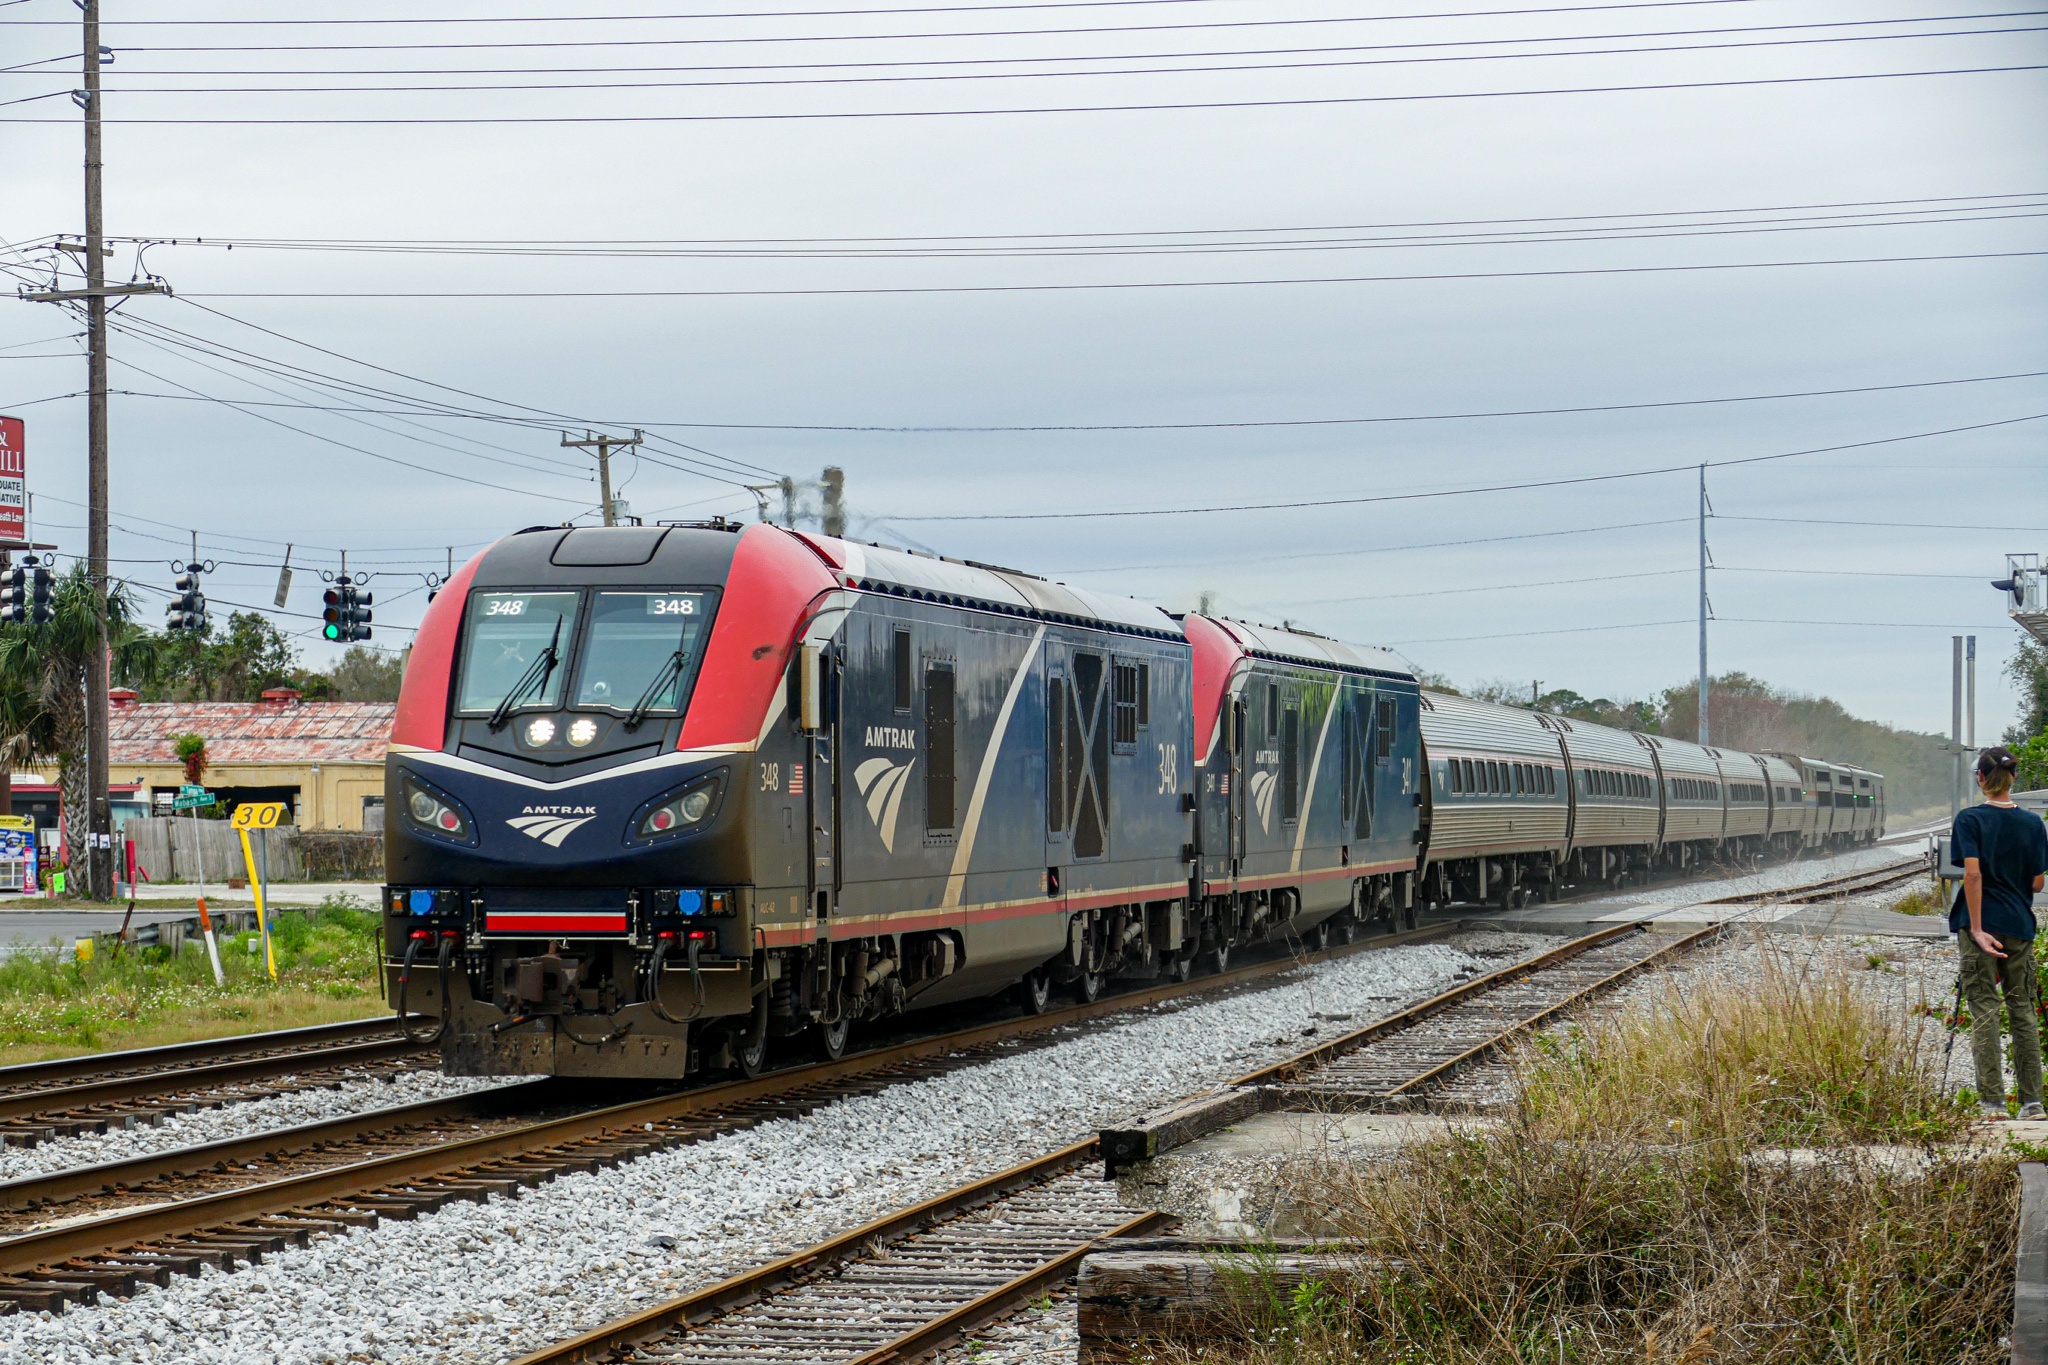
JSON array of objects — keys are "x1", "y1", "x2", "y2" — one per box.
[
  {"x1": 1520, "y1": 947, "x2": 1965, "y2": 1150},
  {"x1": 1154, "y1": 947, "x2": 2008, "y2": 1365}
]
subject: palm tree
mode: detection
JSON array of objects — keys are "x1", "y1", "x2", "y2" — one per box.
[{"x1": 0, "y1": 564, "x2": 154, "y2": 899}]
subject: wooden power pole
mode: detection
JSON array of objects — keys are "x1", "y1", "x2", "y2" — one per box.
[{"x1": 26, "y1": 1, "x2": 167, "y2": 899}]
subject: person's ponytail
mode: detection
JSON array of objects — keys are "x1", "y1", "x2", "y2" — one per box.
[{"x1": 1979, "y1": 747, "x2": 2019, "y2": 798}]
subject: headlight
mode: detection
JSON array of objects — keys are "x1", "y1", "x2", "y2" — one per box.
[
  {"x1": 403, "y1": 778, "x2": 472, "y2": 840},
  {"x1": 525, "y1": 716, "x2": 557, "y2": 747},
  {"x1": 638, "y1": 772, "x2": 724, "y2": 839},
  {"x1": 567, "y1": 717, "x2": 599, "y2": 747}
]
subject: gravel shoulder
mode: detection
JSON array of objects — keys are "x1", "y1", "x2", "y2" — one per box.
[
  {"x1": 0, "y1": 938, "x2": 1512, "y2": 1365},
  {"x1": 0, "y1": 1069, "x2": 513, "y2": 1187}
]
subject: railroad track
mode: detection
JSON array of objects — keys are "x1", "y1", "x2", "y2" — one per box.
[
  {"x1": 1699, "y1": 853, "x2": 1928, "y2": 908},
  {"x1": 0, "y1": 921, "x2": 1457, "y2": 1314},
  {"x1": 0, "y1": 1016, "x2": 433, "y2": 1147},
  {"x1": 511, "y1": 920, "x2": 1716, "y2": 1365}
]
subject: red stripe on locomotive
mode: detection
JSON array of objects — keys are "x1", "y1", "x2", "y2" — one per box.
[{"x1": 391, "y1": 549, "x2": 487, "y2": 752}]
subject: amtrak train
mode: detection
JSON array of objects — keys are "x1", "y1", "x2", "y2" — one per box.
[{"x1": 382, "y1": 522, "x2": 1882, "y2": 1079}]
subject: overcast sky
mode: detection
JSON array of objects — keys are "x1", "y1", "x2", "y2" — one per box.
[{"x1": 2, "y1": 0, "x2": 2043, "y2": 738}]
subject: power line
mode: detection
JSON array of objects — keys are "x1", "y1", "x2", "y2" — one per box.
[
  {"x1": 633, "y1": 368, "x2": 2048, "y2": 432},
  {"x1": 91, "y1": 190, "x2": 2044, "y2": 250},
  {"x1": 26, "y1": 23, "x2": 2044, "y2": 92},
  {"x1": 82, "y1": 207, "x2": 2048, "y2": 263},
  {"x1": 0, "y1": 0, "x2": 1793, "y2": 27},
  {"x1": 4, "y1": 63, "x2": 2041, "y2": 123},
  {"x1": 1054, "y1": 517, "x2": 1696, "y2": 575},
  {"x1": 172, "y1": 299, "x2": 786, "y2": 484},
  {"x1": 884, "y1": 411, "x2": 2048, "y2": 521},
  {"x1": 1715, "y1": 514, "x2": 2048, "y2": 531},
  {"x1": 0, "y1": 0, "x2": 1799, "y2": 45},
  {"x1": 1390, "y1": 615, "x2": 2015, "y2": 645},
  {"x1": 169, "y1": 249, "x2": 2048, "y2": 299},
  {"x1": 104, "y1": 316, "x2": 602, "y2": 485}
]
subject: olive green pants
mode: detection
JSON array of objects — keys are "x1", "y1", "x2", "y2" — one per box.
[{"x1": 1959, "y1": 930, "x2": 2044, "y2": 1110}]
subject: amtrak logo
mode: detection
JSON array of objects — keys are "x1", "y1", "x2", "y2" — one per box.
[
  {"x1": 853, "y1": 756, "x2": 916, "y2": 854},
  {"x1": 1248, "y1": 770, "x2": 1278, "y2": 834},
  {"x1": 507, "y1": 805, "x2": 597, "y2": 848}
]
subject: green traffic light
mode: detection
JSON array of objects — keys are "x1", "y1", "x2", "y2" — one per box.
[{"x1": 322, "y1": 623, "x2": 342, "y2": 641}]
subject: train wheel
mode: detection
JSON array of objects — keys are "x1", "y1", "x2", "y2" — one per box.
[
  {"x1": 1333, "y1": 915, "x2": 1356, "y2": 946},
  {"x1": 812, "y1": 1016, "x2": 849, "y2": 1063},
  {"x1": 731, "y1": 1028, "x2": 768, "y2": 1079},
  {"x1": 1168, "y1": 951, "x2": 1194, "y2": 983},
  {"x1": 1309, "y1": 920, "x2": 1332, "y2": 953},
  {"x1": 1208, "y1": 941, "x2": 1232, "y2": 974},
  {"x1": 1016, "y1": 969, "x2": 1053, "y2": 1016},
  {"x1": 1073, "y1": 970, "x2": 1103, "y2": 1004}
]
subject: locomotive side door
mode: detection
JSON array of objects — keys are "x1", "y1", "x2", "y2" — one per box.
[
  {"x1": 802, "y1": 644, "x2": 841, "y2": 923},
  {"x1": 1229, "y1": 692, "x2": 1248, "y2": 875}
]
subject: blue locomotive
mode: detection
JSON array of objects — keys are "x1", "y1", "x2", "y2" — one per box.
[{"x1": 382, "y1": 522, "x2": 1880, "y2": 1079}]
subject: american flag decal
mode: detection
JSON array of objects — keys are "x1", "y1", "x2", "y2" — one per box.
[
  {"x1": 788, "y1": 763, "x2": 805, "y2": 795},
  {"x1": 1220, "y1": 774, "x2": 1230, "y2": 795}
]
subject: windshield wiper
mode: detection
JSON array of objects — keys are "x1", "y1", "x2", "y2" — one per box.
[
  {"x1": 487, "y1": 620, "x2": 563, "y2": 731},
  {"x1": 624, "y1": 650, "x2": 686, "y2": 731}
]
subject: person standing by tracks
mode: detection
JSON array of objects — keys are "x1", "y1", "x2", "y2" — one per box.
[{"x1": 1951, "y1": 746, "x2": 2048, "y2": 1119}]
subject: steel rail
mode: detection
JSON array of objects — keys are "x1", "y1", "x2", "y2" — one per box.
[
  {"x1": 507, "y1": 1138, "x2": 1170, "y2": 1365},
  {"x1": 0, "y1": 1079, "x2": 554, "y2": 1211},
  {"x1": 0, "y1": 920, "x2": 1455, "y2": 1277},
  {"x1": 0, "y1": 1036, "x2": 431, "y2": 1124},
  {"x1": 1700, "y1": 854, "x2": 1926, "y2": 906},
  {"x1": 0, "y1": 1015, "x2": 409, "y2": 1091},
  {"x1": 1232, "y1": 920, "x2": 1645, "y2": 1088},
  {"x1": 1374, "y1": 923, "x2": 1716, "y2": 1102}
]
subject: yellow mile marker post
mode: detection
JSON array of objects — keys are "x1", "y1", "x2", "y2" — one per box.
[{"x1": 232, "y1": 802, "x2": 285, "y2": 982}]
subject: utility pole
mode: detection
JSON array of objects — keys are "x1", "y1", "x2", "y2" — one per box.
[
  {"x1": 560, "y1": 429, "x2": 641, "y2": 526},
  {"x1": 23, "y1": 4, "x2": 168, "y2": 901},
  {"x1": 1951, "y1": 635, "x2": 1965, "y2": 818},
  {"x1": 1531, "y1": 680, "x2": 1541, "y2": 708},
  {"x1": 1696, "y1": 464, "x2": 1710, "y2": 747},
  {"x1": 821, "y1": 466, "x2": 846, "y2": 537},
  {"x1": 778, "y1": 476, "x2": 797, "y2": 529}
]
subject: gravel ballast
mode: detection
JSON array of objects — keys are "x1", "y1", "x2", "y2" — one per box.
[
  {"x1": 0, "y1": 939, "x2": 1493, "y2": 1365},
  {"x1": 0, "y1": 1070, "x2": 513, "y2": 1185}
]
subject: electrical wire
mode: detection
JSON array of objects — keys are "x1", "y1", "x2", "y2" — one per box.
[
  {"x1": 170, "y1": 249, "x2": 2048, "y2": 298},
  {"x1": 0, "y1": 0, "x2": 1805, "y2": 27},
  {"x1": 171, "y1": 299, "x2": 786, "y2": 485},
  {"x1": 33, "y1": 22, "x2": 2046, "y2": 92},
  {"x1": 105, "y1": 317, "x2": 602, "y2": 485},
  {"x1": 1053, "y1": 517, "x2": 1696, "y2": 575},
  {"x1": 884, "y1": 411, "x2": 2048, "y2": 521},
  {"x1": 97, "y1": 190, "x2": 2045, "y2": 251},
  {"x1": 4, "y1": 63, "x2": 2041, "y2": 122},
  {"x1": 1715, "y1": 514, "x2": 2048, "y2": 531},
  {"x1": 16, "y1": 9, "x2": 2032, "y2": 78},
  {"x1": 88, "y1": 207, "x2": 2048, "y2": 263},
  {"x1": 0, "y1": 0, "x2": 1804, "y2": 48},
  {"x1": 1389, "y1": 615, "x2": 2012, "y2": 645}
]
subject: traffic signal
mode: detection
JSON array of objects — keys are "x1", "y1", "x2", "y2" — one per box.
[
  {"x1": 165, "y1": 566, "x2": 207, "y2": 634},
  {"x1": 0, "y1": 564, "x2": 25, "y2": 627},
  {"x1": 323, "y1": 577, "x2": 373, "y2": 642},
  {"x1": 29, "y1": 563, "x2": 53, "y2": 626}
]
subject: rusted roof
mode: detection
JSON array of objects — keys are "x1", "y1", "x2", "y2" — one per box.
[{"x1": 108, "y1": 701, "x2": 394, "y2": 766}]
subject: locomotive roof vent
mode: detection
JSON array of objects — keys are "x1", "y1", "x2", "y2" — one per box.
[{"x1": 550, "y1": 525, "x2": 670, "y2": 567}]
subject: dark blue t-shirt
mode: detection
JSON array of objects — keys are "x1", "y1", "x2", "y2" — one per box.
[{"x1": 1949, "y1": 803, "x2": 2048, "y2": 940}]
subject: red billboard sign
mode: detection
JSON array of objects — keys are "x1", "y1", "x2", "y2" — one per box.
[{"x1": 0, "y1": 416, "x2": 22, "y2": 546}]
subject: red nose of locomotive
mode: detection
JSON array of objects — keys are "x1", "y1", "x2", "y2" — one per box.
[{"x1": 379, "y1": 520, "x2": 838, "y2": 1078}]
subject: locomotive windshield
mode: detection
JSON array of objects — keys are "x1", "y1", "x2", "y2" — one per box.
[
  {"x1": 455, "y1": 592, "x2": 579, "y2": 715},
  {"x1": 573, "y1": 592, "x2": 714, "y2": 717}
]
